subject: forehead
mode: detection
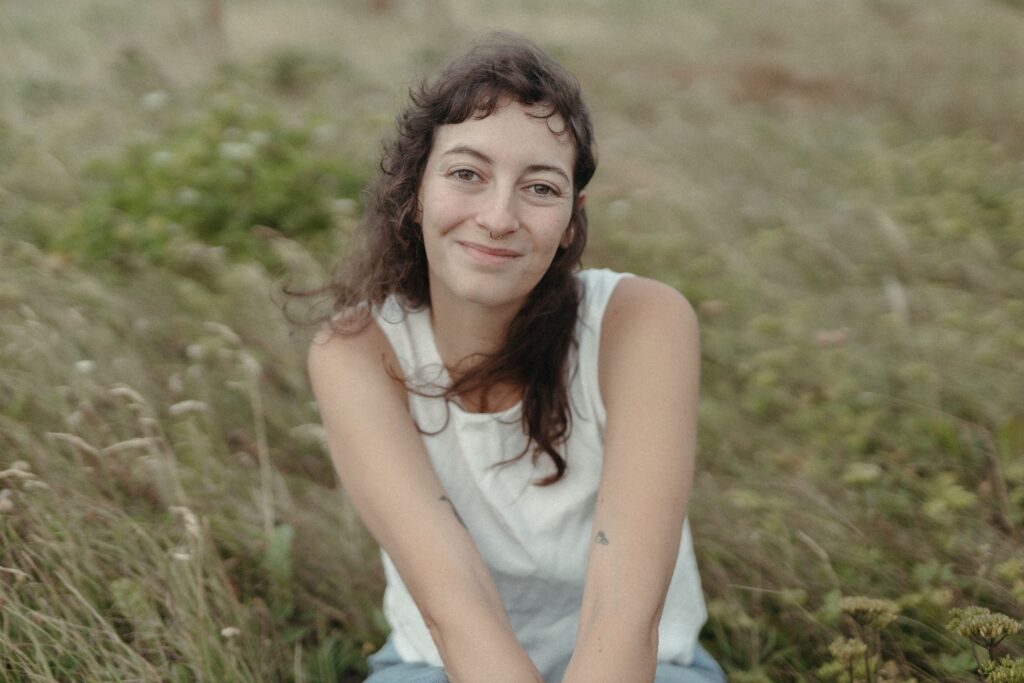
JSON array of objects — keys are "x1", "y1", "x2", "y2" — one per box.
[{"x1": 432, "y1": 101, "x2": 575, "y2": 167}]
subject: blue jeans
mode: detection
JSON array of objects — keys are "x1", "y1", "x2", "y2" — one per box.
[{"x1": 364, "y1": 636, "x2": 727, "y2": 683}]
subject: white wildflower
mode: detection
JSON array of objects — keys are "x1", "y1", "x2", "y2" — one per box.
[{"x1": 220, "y1": 626, "x2": 241, "y2": 639}]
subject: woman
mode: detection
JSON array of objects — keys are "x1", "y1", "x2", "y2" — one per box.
[{"x1": 305, "y1": 32, "x2": 725, "y2": 683}]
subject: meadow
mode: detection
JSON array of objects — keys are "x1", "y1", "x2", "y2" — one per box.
[{"x1": 1, "y1": 0, "x2": 1023, "y2": 680}]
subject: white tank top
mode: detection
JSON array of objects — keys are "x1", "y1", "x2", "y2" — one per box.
[{"x1": 372, "y1": 268, "x2": 707, "y2": 681}]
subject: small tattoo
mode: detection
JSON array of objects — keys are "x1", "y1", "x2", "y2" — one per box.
[
  {"x1": 439, "y1": 495, "x2": 467, "y2": 528},
  {"x1": 595, "y1": 531, "x2": 609, "y2": 545}
]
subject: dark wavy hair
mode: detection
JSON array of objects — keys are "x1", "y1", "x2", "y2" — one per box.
[{"x1": 292, "y1": 31, "x2": 597, "y2": 485}]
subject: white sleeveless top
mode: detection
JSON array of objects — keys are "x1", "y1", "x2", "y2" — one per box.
[{"x1": 372, "y1": 268, "x2": 707, "y2": 681}]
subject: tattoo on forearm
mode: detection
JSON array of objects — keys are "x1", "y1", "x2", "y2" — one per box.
[
  {"x1": 439, "y1": 495, "x2": 467, "y2": 528},
  {"x1": 595, "y1": 530, "x2": 609, "y2": 545}
]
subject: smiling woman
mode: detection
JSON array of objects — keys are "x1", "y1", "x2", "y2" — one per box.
[
  {"x1": 419, "y1": 100, "x2": 577, "y2": 334},
  {"x1": 295, "y1": 31, "x2": 725, "y2": 683}
]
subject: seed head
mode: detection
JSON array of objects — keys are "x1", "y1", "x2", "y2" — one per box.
[{"x1": 838, "y1": 596, "x2": 900, "y2": 629}]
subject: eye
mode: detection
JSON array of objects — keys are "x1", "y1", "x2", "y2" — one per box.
[
  {"x1": 527, "y1": 183, "x2": 560, "y2": 198},
  {"x1": 451, "y1": 168, "x2": 480, "y2": 182}
]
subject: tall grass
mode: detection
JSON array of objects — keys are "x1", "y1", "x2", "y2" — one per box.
[{"x1": 1, "y1": 0, "x2": 1023, "y2": 680}]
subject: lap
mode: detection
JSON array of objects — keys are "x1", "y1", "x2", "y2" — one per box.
[{"x1": 364, "y1": 638, "x2": 726, "y2": 683}]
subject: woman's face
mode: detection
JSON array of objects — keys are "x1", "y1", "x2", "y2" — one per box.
[{"x1": 417, "y1": 100, "x2": 577, "y2": 316}]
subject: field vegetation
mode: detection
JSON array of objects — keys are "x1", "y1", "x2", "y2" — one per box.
[{"x1": 1, "y1": 0, "x2": 1023, "y2": 680}]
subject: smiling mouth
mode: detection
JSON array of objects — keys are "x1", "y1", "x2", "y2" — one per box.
[{"x1": 458, "y1": 241, "x2": 522, "y2": 259}]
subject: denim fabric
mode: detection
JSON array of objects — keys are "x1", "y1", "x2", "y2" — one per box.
[{"x1": 364, "y1": 636, "x2": 727, "y2": 683}]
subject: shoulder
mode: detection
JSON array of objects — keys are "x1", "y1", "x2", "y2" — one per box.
[
  {"x1": 602, "y1": 276, "x2": 698, "y2": 344},
  {"x1": 307, "y1": 311, "x2": 404, "y2": 398},
  {"x1": 598, "y1": 277, "x2": 700, "y2": 404}
]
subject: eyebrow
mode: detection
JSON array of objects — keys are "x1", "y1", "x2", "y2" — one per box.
[{"x1": 441, "y1": 145, "x2": 572, "y2": 186}]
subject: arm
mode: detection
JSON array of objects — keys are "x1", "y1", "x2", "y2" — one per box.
[
  {"x1": 561, "y1": 278, "x2": 701, "y2": 683},
  {"x1": 307, "y1": 321, "x2": 542, "y2": 683}
]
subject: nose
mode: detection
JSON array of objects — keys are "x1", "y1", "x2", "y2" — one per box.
[{"x1": 475, "y1": 185, "x2": 519, "y2": 239}]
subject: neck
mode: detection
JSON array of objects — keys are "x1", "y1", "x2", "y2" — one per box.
[
  {"x1": 430, "y1": 295, "x2": 517, "y2": 372},
  {"x1": 428, "y1": 287, "x2": 524, "y2": 413}
]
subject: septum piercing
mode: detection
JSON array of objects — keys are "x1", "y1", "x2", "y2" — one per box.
[{"x1": 488, "y1": 230, "x2": 507, "y2": 241}]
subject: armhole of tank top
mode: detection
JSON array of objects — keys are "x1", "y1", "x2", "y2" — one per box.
[
  {"x1": 369, "y1": 297, "x2": 415, "y2": 412},
  {"x1": 582, "y1": 270, "x2": 634, "y2": 425}
]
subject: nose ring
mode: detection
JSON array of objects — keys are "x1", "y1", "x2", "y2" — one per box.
[{"x1": 488, "y1": 229, "x2": 507, "y2": 241}]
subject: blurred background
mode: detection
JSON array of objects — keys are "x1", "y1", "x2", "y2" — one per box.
[{"x1": 1, "y1": 1, "x2": 1023, "y2": 680}]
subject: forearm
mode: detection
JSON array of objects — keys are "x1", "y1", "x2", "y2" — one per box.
[
  {"x1": 427, "y1": 592, "x2": 543, "y2": 683},
  {"x1": 562, "y1": 612, "x2": 659, "y2": 683}
]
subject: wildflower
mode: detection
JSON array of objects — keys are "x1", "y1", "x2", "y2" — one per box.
[
  {"x1": 947, "y1": 606, "x2": 1022, "y2": 648},
  {"x1": 838, "y1": 596, "x2": 900, "y2": 629},
  {"x1": 981, "y1": 656, "x2": 1024, "y2": 683},
  {"x1": 829, "y1": 637, "x2": 868, "y2": 666},
  {"x1": 220, "y1": 626, "x2": 241, "y2": 639}
]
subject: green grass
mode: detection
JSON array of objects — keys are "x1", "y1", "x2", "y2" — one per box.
[{"x1": 1, "y1": 0, "x2": 1023, "y2": 680}]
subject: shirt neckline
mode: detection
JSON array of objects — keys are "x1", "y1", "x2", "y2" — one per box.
[{"x1": 414, "y1": 306, "x2": 524, "y2": 423}]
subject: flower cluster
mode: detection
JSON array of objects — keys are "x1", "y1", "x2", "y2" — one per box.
[
  {"x1": 946, "y1": 606, "x2": 1022, "y2": 648},
  {"x1": 838, "y1": 596, "x2": 900, "y2": 629},
  {"x1": 980, "y1": 656, "x2": 1024, "y2": 683}
]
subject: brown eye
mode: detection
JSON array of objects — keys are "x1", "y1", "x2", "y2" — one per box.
[
  {"x1": 528, "y1": 183, "x2": 559, "y2": 198},
  {"x1": 452, "y1": 169, "x2": 479, "y2": 182}
]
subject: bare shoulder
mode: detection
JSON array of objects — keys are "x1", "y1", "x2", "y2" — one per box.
[
  {"x1": 601, "y1": 276, "x2": 698, "y2": 346},
  {"x1": 307, "y1": 312, "x2": 404, "y2": 398},
  {"x1": 598, "y1": 276, "x2": 700, "y2": 403}
]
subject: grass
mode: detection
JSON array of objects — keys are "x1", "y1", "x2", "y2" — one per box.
[{"x1": 1, "y1": 0, "x2": 1023, "y2": 680}]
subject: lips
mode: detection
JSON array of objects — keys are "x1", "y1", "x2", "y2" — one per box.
[{"x1": 457, "y1": 241, "x2": 522, "y2": 263}]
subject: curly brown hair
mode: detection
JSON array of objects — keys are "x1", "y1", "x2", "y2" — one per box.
[{"x1": 292, "y1": 31, "x2": 597, "y2": 485}]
